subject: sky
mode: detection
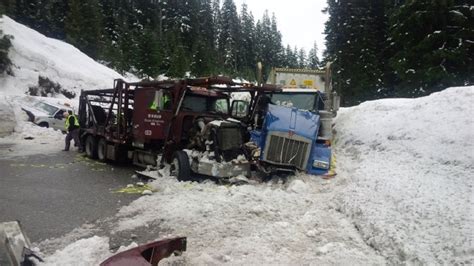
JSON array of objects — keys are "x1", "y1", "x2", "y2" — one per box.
[{"x1": 233, "y1": 0, "x2": 329, "y2": 58}]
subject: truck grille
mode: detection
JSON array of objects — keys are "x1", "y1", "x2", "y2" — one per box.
[{"x1": 263, "y1": 132, "x2": 311, "y2": 170}]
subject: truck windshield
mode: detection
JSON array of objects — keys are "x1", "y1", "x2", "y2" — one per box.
[
  {"x1": 34, "y1": 102, "x2": 59, "y2": 116},
  {"x1": 182, "y1": 95, "x2": 229, "y2": 114},
  {"x1": 266, "y1": 92, "x2": 323, "y2": 111}
]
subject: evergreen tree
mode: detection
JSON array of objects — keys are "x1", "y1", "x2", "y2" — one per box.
[
  {"x1": 297, "y1": 48, "x2": 306, "y2": 68},
  {"x1": 218, "y1": 0, "x2": 240, "y2": 74},
  {"x1": 324, "y1": 0, "x2": 388, "y2": 105},
  {"x1": 283, "y1": 45, "x2": 298, "y2": 68},
  {"x1": 0, "y1": 0, "x2": 15, "y2": 15},
  {"x1": 65, "y1": 0, "x2": 102, "y2": 59},
  {"x1": 307, "y1": 42, "x2": 320, "y2": 68},
  {"x1": 389, "y1": 0, "x2": 473, "y2": 96},
  {"x1": 4, "y1": 0, "x2": 292, "y2": 80},
  {"x1": 238, "y1": 3, "x2": 256, "y2": 79},
  {"x1": 189, "y1": 0, "x2": 218, "y2": 76},
  {"x1": 255, "y1": 11, "x2": 283, "y2": 81},
  {"x1": 0, "y1": 29, "x2": 13, "y2": 75}
]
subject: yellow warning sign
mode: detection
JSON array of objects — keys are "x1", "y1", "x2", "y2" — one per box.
[
  {"x1": 303, "y1": 80, "x2": 314, "y2": 87},
  {"x1": 289, "y1": 79, "x2": 297, "y2": 86}
]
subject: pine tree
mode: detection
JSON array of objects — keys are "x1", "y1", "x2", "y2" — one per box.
[
  {"x1": 324, "y1": 0, "x2": 388, "y2": 105},
  {"x1": 65, "y1": 0, "x2": 102, "y2": 59},
  {"x1": 238, "y1": 3, "x2": 256, "y2": 79},
  {"x1": 189, "y1": 0, "x2": 218, "y2": 76},
  {"x1": 282, "y1": 45, "x2": 298, "y2": 68},
  {"x1": 389, "y1": 0, "x2": 473, "y2": 96},
  {"x1": 297, "y1": 48, "x2": 306, "y2": 68},
  {"x1": 0, "y1": 0, "x2": 15, "y2": 15},
  {"x1": 0, "y1": 29, "x2": 13, "y2": 75},
  {"x1": 255, "y1": 11, "x2": 283, "y2": 81},
  {"x1": 218, "y1": 0, "x2": 240, "y2": 74},
  {"x1": 307, "y1": 42, "x2": 320, "y2": 69}
]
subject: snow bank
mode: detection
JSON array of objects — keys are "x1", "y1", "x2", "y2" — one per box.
[
  {"x1": 334, "y1": 86, "x2": 474, "y2": 264},
  {"x1": 0, "y1": 15, "x2": 125, "y2": 97},
  {"x1": 0, "y1": 95, "x2": 64, "y2": 158},
  {"x1": 41, "y1": 236, "x2": 113, "y2": 266},
  {"x1": 0, "y1": 99, "x2": 15, "y2": 137},
  {"x1": 107, "y1": 170, "x2": 384, "y2": 265}
]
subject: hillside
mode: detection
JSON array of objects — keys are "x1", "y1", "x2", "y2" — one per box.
[
  {"x1": 0, "y1": 15, "x2": 125, "y2": 98},
  {"x1": 0, "y1": 16, "x2": 130, "y2": 155}
]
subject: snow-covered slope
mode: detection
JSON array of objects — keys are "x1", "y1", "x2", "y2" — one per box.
[
  {"x1": 0, "y1": 15, "x2": 125, "y2": 97},
  {"x1": 334, "y1": 86, "x2": 474, "y2": 264},
  {"x1": 0, "y1": 16, "x2": 133, "y2": 154}
]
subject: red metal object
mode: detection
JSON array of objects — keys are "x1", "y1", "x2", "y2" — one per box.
[{"x1": 100, "y1": 237, "x2": 187, "y2": 266}]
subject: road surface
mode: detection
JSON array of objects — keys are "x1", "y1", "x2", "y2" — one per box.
[{"x1": 0, "y1": 148, "x2": 140, "y2": 243}]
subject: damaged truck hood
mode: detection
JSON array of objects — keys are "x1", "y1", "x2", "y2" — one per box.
[{"x1": 264, "y1": 104, "x2": 320, "y2": 139}]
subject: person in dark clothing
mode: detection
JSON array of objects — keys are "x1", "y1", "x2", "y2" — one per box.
[{"x1": 63, "y1": 111, "x2": 81, "y2": 151}]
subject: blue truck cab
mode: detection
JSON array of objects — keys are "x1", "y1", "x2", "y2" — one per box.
[{"x1": 249, "y1": 89, "x2": 333, "y2": 175}]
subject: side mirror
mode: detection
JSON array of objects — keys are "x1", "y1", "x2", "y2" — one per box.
[{"x1": 231, "y1": 100, "x2": 249, "y2": 118}]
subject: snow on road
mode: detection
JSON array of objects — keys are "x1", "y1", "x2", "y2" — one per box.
[{"x1": 334, "y1": 86, "x2": 474, "y2": 264}]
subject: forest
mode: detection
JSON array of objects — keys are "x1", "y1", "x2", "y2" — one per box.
[{"x1": 1, "y1": 0, "x2": 473, "y2": 105}]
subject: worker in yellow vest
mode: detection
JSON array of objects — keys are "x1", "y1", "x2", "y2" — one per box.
[{"x1": 63, "y1": 111, "x2": 81, "y2": 152}]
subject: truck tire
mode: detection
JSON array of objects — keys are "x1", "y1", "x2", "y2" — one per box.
[
  {"x1": 97, "y1": 138, "x2": 107, "y2": 162},
  {"x1": 38, "y1": 122, "x2": 49, "y2": 128},
  {"x1": 85, "y1": 135, "x2": 98, "y2": 159},
  {"x1": 170, "y1": 151, "x2": 191, "y2": 181}
]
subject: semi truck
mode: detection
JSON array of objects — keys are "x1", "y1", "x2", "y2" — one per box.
[{"x1": 239, "y1": 63, "x2": 339, "y2": 176}]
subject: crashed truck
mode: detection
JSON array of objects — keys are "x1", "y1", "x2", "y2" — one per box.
[
  {"x1": 246, "y1": 64, "x2": 339, "y2": 176},
  {"x1": 77, "y1": 75, "x2": 337, "y2": 180},
  {"x1": 79, "y1": 77, "x2": 265, "y2": 180}
]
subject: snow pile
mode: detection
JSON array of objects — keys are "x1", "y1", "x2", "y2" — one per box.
[
  {"x1": 41, "y1": 236, "x2": 113, "y2": 266},
  {"x1": 110, "y1": 172, "x2": 384, "y2": 265},
  {"x1": 0, "y1": 99, "x2": 15, "y2": 137},
  {"x1": 334, "y1": 86, "x2": 474, "y2": 264},
  {"x1": 0, "y1": 15, "x2": 125, "y2": 97},
  {"x1": 0, "y1": 95, "x2": 64, "y2": 157}
]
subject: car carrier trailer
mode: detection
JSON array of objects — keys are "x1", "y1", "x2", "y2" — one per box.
[{"x1": 78, "y1": 77, "x2": 280, "y2": 180}]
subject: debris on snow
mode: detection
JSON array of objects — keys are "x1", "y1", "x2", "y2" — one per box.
[{"x1": 141, "y1": 190, "x2": 153, "y2": 195}]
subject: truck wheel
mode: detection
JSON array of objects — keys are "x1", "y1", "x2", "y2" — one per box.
[
  {"x1": 38, "y1": 122, "x2": 49, "y2": 128},
  {"x1": 85, "y1": 135, "x2": 98, "y2": 159},
  {"x1": 170, "y1": 151, "x2": 191, "y2": 181},
  {"x1": 97, "y1": 138, "x2": 107, "y2": 162}
]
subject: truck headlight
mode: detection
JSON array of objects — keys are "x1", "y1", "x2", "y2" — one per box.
[{"x1": 313, "y1": 160, "x2": 329, "y2": 169}]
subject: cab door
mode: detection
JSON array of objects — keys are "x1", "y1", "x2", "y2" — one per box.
[{"x1": 132, "y1": 88, "x2": 174, "y2": 145}]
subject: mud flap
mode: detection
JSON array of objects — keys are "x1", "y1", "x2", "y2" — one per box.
[
  {"x1": 0, "y1": 221, "x2": 43, "y2": 266},
  {"x1": 100, "y1": 237, "x2": 187, "y2": 266}
]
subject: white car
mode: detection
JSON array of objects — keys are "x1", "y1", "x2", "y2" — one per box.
[{"x1": 22, "y1": 100, "x2": 74, "y2": 132}]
